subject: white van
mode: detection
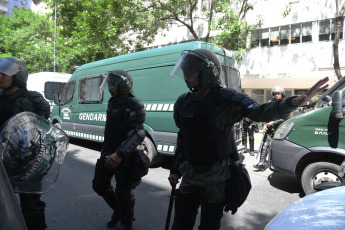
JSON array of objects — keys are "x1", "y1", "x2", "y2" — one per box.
[{"x1": 27, "y1": 72, "x2": 71, "y2": 110}]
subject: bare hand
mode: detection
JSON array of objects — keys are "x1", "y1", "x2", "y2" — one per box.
[
  {"x1": 291, "y1": 77, "x2": 329, "y2": 107},
  {"x1": 168, "y1": 174, "x2": 180, "y2": 187},
  {"x1": 266, "y1": 121, "x2": 274, "y2": 127},
  {"x1": 105, "y1": 153, "x2": 122, "y2": 170}
]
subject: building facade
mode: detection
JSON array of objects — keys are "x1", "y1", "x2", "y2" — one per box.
[
  {"x1": 239, "y1": 0, "x2": 344, "y2": 103},
  {"x1": 148, "y1": 0, "x2": 344, "y2": 103}
]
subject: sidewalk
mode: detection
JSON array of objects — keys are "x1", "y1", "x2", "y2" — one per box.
[{"x1": 254, "y1": 130, "x2": 264, "y2": 142}]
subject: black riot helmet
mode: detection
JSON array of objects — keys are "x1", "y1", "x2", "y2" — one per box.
[
  {"x1": 170, "y1": 49, "x2": 221, "y2": 89},
  {"x1": 100, "y1": 69, "x2": 134, "y2": 96},
  {"x1": 0, "y1": 57, "x2": 28, "y2": 89}
]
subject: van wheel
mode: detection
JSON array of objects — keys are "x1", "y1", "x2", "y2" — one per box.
[
  {"x1": 301, "y1": 162, "x2": 342, "y2": 195},
  {"x1": 142, "y1": 137, "x2": 157, "y2": 166}
]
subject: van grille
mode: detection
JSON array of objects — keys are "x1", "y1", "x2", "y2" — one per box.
[{"x1": 221, "y1": 65, "x2": 241, "y2": 91}]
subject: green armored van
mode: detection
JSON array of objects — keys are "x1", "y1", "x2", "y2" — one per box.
[
  {"x1": 270, "y1": 76, "x2": 345, "y2": 194},
  {"x1": 50, "y1": 41, "x2": 242, "y2": 164}
]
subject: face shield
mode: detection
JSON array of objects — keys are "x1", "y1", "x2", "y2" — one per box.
[
  {"x1": 170, "y1": 50, "x2": 219, "y2": 82},
  {"x1": 0, "y1": 112, "x2": 69, "y2": 194},
  {"x1": 0, "y1": 58, "x2": 23, "y2": 76},
  {"x1": 99, "y1": 72, "x2": 125, "y2": 92}
]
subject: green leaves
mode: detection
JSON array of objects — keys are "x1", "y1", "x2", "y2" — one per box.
[
  {"x1": 0, "y1": 7, "x2": 55, "y2": 73},
  {"x1": 1, "y1": 0, "x2": 260, "y2": 72}
]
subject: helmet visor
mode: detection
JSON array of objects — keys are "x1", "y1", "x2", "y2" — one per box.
[
  {"x1": 0, "y1": 58, "x2": 23, "y2": 76},
  {"x1": 99, "y1": 72, "x2": 127, "y2": 91},
  {"x1": 0, "y1": 112, "x2": 69, "y2": 194},
  {"x1": 170, "y1": 50, "x2": 219, "y2": 81}
]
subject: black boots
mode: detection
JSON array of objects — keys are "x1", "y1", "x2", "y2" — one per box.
[
  {"x1": 107, "y1": 212, "x2": 121, "y2": 228},
  {"x1": 117, "y1": 199, "x2": 135, "y2": 230},
  {"x1": 253, "y1": 162, "x2": 266, "y2": 171},
  {"x1": 254, "y1": 141, "x2": 269, "y2": 171}
]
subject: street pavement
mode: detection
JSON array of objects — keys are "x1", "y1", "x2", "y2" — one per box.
[{"x1": 41, "y1": 136, "x2": 303, "y2": 230}]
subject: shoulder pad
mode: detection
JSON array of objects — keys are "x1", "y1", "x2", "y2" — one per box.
[
  {"x1": 126, "y1": 96, "x2": 145, "y2": 111},
  {"x1": 175, "y1": 93, "x2": 189, "y2": 107},
  {"x1": 219, "y1": 88, "x2": 255, "y2": 107}
]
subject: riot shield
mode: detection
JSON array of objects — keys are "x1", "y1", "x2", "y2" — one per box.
[
  {"x1": 0, "y1": 160, "x2": 27, "y2": 230},
  {"x1": 0, "y1": 112, "x2": 68, "y2": 194}
]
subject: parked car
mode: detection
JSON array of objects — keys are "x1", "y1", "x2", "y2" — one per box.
[{"x1": 265, "y1": 185, "x2": 345, "y2": 230}]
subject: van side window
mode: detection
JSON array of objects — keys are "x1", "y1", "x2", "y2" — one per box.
[
  {"x1": 61, "y1": 80, "x2": 76, "y2": 105},
  {"x1": 78, "y1": 75, "x2": 104, "y2": 103},
  {"x1": 221, "y1": 65, "x2": 241, "y2": 92}
]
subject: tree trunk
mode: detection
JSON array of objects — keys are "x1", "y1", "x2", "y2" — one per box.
[{"x1": 333, "y1": 16, "x2": 343, "y2": 80}]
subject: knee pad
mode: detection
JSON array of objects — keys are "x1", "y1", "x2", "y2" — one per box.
[{"x1": 92, "y1": 183, "x2": 106, "y2": 196}]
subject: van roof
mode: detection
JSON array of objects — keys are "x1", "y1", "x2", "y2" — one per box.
[{"x1": 72, "y1": 41, "x2": 234, "y2": 79}]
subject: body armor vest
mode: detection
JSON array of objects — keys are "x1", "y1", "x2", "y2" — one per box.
[
  {"x1": 103, "y1": 97, "x2": 131, "y2": 152},
  {"x1": 177, "y1": 89, "x2": 236, "y2": 165}
]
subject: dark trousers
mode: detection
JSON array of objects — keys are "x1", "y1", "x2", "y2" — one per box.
[
  {"x1": 242, "y1": 124, "x2": 255, "y2": 152},
  {"x1": 92, "y1": 150, "x2": 138, "y2": 225},
  {"x1": 19, "y1": 193, "x2": 46, "y2": 230},
  {"x1": 172, "y1": 184, "x2": 225, "y2": 230}
]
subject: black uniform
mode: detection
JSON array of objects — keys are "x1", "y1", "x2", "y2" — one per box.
[
  {"x1": 242, "y1": 117, "x2": 259, "y2": 155},
  {"x1": 92, "y1": 94, "x2": 145, "y2": 228},
  {"x1": 170, "y1": 86, "x2": 296, "y2": 230},
  {"x1": 0, "y1": 88, "x2": 50, "y2": 230}
]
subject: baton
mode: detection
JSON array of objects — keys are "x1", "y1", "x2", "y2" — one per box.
[{"x1": 165, "y1": 185, "x2": 176, "y2": 230}]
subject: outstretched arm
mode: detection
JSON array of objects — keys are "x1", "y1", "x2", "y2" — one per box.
[{"x1": 291, "y1": 77, "x2": 329, "y2": 107}]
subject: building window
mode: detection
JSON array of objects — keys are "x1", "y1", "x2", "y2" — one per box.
[
  {"x1": 331, "y1": 18, "x2": 344, "y2": 40},
  {"x1": 291, "y1": 24, "x2": 301, "y2": 44},
  {"x1": 270, "y1": 27, "x2": 280, "y2": 46},
  {"x1": 302, "y1": 22, "x2": 312, "y2": 42},
  {"x1": 280, "y1": 25, "x2": 290, "y2": 45},
  {"x1": 252, "y1": 89, "x2": 264, "y2": 104},
  {"x1": 294, "y1": 89, "x2": 308, "y2": 95},
  {"x1": 261, "y1": 29, "x2": 269, "y2": 47},
  {"x1": 319, "y1": 19, "x2": 330, "y2": 41}
]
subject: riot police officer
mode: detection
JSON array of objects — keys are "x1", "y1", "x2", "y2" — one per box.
[
  {"x1": 254, "y1": 86, "x2": 286, "y2": 171},
  {"x1": 92, "y1": 70, "x2": 146, "y2": 230},
  {"x1": 242, "y1": 117, "x2": 259, "y2": 156},
  {"x1": 0, "y1": 57, "x2": 50, "y2": 230},
  {"x1": 168, "y1": 49, "x2": 329, "y2": 230}
]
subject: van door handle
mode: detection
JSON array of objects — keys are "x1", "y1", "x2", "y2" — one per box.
[{"x1": 69, "y1": 106, "x2": 74, "y2": 109}]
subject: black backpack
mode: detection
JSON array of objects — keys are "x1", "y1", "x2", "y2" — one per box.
[{"x1": 24, "y1": 91, "x2": 51, "y2": 119}]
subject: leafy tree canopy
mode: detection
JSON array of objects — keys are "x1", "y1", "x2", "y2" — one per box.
[
  {"x1": 42, "y1": 0, "x2": 165, "y2": 72},
  {"x1": 0, "y1": 7, "x2": 56, "y2": 73},
  {"x1": 146, "y1": 0, "x2": 261, "y2": 62},
  {"x1": 1, "y1": 0, "x2": 260, "y2": 73}
]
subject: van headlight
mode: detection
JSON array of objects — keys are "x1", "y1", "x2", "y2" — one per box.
[{"x1": 273, "y1": 121, "x2": 294, "y2": 140}]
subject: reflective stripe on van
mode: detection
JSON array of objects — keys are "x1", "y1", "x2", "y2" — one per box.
[{"x1": 145, "y1": 104, "x2": 174, "y2": 111}]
